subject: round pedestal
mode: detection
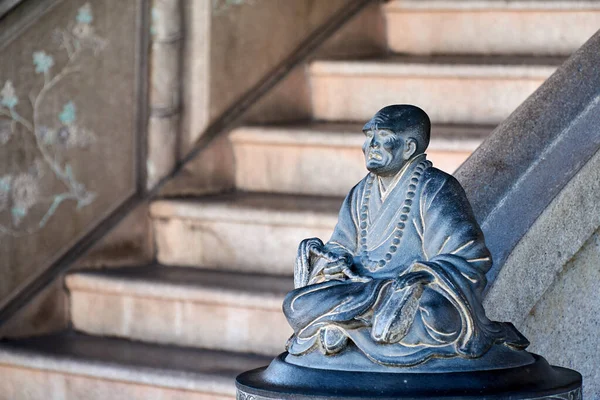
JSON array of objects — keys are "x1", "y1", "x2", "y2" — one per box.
[{"x1": 236, "y1": 353, "x2": 581, "y2": 400}]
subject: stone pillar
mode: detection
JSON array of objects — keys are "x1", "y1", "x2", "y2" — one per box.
[{"x1": 147, "y1": 0, "x2": 182, "y2": 189}]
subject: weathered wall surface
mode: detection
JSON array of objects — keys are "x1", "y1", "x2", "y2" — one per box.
[
  {"x1": 0, "y1": 0, "x2": 144, "y2": 310},
  {"x1": 520, "y1": 228, "x2": 600, "y2": 399},
  {"x1": 76, "y1": 202, "x2": 153, "y2": 269},
  {"x1": 209, "y1": 0, "x2": 345, "y2": 117},
  {"x1": 0, "y1": 277, "x2": 67, "y2": 338},
  {"x1": 180, "y1": 0, "x2": 385, "y2": 154}
]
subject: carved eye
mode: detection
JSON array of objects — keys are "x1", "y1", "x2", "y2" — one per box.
[{"x1": 364, "y1": 130, "x2": 374, "y2": 138}]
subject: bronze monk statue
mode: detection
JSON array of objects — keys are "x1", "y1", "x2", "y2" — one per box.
[{"x1": 284, "y1": 105, "x2": 528, "y2": 366}]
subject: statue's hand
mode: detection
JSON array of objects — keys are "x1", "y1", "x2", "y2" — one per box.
[
  {"x1": 321, "y1": 252, "x2": 351, "y2": 280},
  {"x1": 320, "y1": 253, "x2": 370, "y2": 283},
  {"x1": 307, "y1": 247, "x2": 370, "y2": 283}
]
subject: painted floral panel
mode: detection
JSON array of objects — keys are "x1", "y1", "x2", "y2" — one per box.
[{"x1": 0, "y1": 0, "x2": 140, "y2": 302}]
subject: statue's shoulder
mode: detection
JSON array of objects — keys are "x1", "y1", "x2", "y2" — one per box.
[
  {"x1": 422, "y1": 165, "x2": 452, "y2": 187},
  {"x1": 423, "y1": 165, "x2": 450, "y2": 181},
  {"x1": 422, "y1": 165, "x2": 467, "y2": 198}
]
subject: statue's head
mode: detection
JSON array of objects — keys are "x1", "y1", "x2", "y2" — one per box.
[{"x1": 362, "y1": 105, "x2": 431, "y2": 176}]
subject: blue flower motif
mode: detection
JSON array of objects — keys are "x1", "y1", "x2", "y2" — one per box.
[
  {"x1": 33, "y1": 51, "x2": 54, "y2": 74},
  {"x1": 1, "y1": 81, "x2": 18, "y2": 109},
  {"x1": 1, "y1": 97, "x2": 17, "y2": 108},
  {"x1": 76, "y1": 3, "x2": 93, "y2": 24},
  {"x1": 11, "y1": 206, "x2": 26, "y2": 226},
  {"x1": 59, "y1": 101, "x2": 76, "y2": 125},
  {"x1": 11, "y1": 207, "x2": 26, "y2": 218}
]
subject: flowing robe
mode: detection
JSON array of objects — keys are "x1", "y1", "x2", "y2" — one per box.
[{"x1": 284, "y1": 155, "x2": 528, "y2": 366}]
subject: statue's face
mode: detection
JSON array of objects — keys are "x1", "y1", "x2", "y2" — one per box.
[{"x1": 362, "y1": 129, "x2": 415, "y2": 176}]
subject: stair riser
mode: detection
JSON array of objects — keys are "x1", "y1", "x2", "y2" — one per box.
[
  {"x1": 70, "y1": 290, "x2": 292, "y2": 355},
  {"x1": 154, "y1": 217, "x2": 335, "y2": 274},
  {"x1": 311, "y1": 74, "x2": 547, "y2": 124},
  {"x1": 233, "y1": 141, "x2": 472, "y2": 196},
  {"x1": 0, "y1": 366, "x2": 231, "y2": 400},
  {"x1": 385, "y1": 7, "x2": 600, "y2": 56}
]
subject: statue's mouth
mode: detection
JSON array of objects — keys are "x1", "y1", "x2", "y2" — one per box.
[{"x1": 368, "y1": 152, "x2": 383, "y2": 161}]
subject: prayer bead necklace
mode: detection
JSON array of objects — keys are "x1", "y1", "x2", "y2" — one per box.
[{"x1": 359, "y1": 160, "x2": 432, "y2": 271}]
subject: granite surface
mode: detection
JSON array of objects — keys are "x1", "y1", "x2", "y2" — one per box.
[
  {"x1": 521, "y1": 228, "x2": 600, "y2": 400},
  {"x1": 456, "y1": 30, "x2": 600, "y2": 288}
]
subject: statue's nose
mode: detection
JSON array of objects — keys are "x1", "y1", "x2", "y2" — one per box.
[{"x1": 370, "y1": 139, "x2": 380, "y2": 148}]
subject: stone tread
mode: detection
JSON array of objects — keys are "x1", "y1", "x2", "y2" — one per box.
[
  {"x1": 67, "y1": 265, "x2": 294, "y2": 310},
  {"x1": 0, "y1": 332, "x2": 270, "y2": 397},
  {"x1": 385, "y1": 0, "x2": 600, "y2": 11},
  {"x1": 151, "y1": 191, "x2": 343, "y2": 227},
  {"x1": 310, "y1": 54, "x2": 564, "y2": 78},
  {"x1": 229, "y1": 122, "x2": 492, "y2": 152}
]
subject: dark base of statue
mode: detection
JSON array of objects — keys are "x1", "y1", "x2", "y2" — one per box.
[{"x1": 236, "y1": 352, "x2": 581, "y2": 400}]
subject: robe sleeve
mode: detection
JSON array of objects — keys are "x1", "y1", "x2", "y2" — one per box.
[
  {"x1": 322, "y1": 180, "x2": 364, "y2": 256},
  {"x1": 415, "y1": 171, "x2": 491, "y2": 297},
  {"x1": 402, "y1": 169, "x2": 528, "y2": 357}
]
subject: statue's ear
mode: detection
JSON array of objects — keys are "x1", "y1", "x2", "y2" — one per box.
[{"x1": 404, "y1": 138, "x2": 417, "y2": 160}]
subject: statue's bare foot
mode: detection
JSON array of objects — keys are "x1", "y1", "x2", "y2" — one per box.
[{"x1": 319, "y1": 326, "x2": 347, "y2": 355}]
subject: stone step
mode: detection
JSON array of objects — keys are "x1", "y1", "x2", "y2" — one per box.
[
  {"x1": 384, "y1": 0, "x2": 600, "y2": 56},
  {"x1": 230, "y1": 122, "x2": 489, "y2": 196},
  {"x1": 0, "y1": 332, "x2": 271, "y2": 400},
  {"x1": 310, "y1": 55, "x2": 562, "y2": 124},
  {"x1": 151, "y1": 193, "x2": 341, "y2": 274},
  {"x1": 66, "y1": 266, "x2": 294, "y2": 355}
]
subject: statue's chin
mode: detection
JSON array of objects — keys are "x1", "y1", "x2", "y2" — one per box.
[
  {"x1": 365, "y1": 162, "x2": 387, "y2": 175},
  {"x1": 366, "y1": 164, "x2": 398, "y2": 177},
  {"x1": 365, "y1": 157, "x2": 405, "y2": 177}
]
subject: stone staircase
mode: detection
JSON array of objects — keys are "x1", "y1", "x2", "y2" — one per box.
[{"x1": 2, "y1": 1, "x2": 599, "y2": 399}]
